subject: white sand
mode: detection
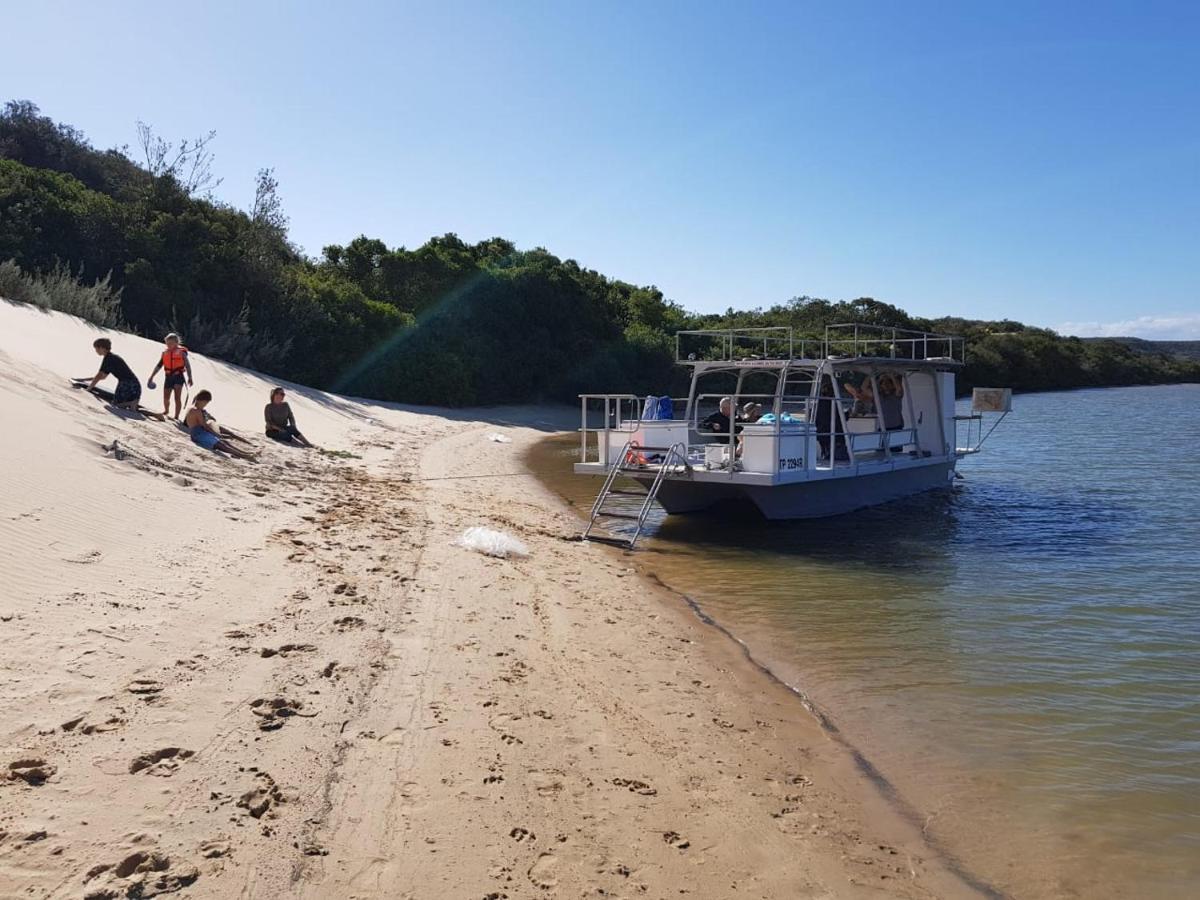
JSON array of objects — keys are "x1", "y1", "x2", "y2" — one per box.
[{"x1": 0, "y1": 299, "x2": 974, "y2": 899}]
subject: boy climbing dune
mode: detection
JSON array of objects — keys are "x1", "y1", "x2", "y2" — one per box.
[
  {"x1": 85, "y1": 338, "x2": 143, "y2": 411},
  {"x1": 147, "y1": 332, "x2": 192, "y2": 419}
]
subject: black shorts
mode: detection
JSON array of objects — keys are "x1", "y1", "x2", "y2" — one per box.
[
  {"x1": 164, "y1": 372, "x2": 186, "y2": 389},
  {"x1": 114, "y1": 378, "x2": 142, "y2": 405}
]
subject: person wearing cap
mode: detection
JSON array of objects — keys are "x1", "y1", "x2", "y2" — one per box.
[{"x1": 147, "y1": 332, "x2": 193, "y2": 419}]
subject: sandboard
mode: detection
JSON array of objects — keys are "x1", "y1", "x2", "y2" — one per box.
[{"x1": 70, "y1": 379, "x2": 166, "y2": 421}]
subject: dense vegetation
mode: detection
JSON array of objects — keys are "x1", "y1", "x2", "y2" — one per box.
[{"x1": 3, "y1": 100, "x2": 1197, "y2": 404}]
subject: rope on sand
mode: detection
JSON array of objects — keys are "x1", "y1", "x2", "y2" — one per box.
[
  {"x1": 408, "y1": 472, "x2": 541, "y2": 482},
  {"x1": 102, "y1": 440, "x2": 198, "y2": 479}
]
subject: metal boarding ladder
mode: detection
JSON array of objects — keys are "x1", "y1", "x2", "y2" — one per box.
[{"x1": 582, "y1": 441, "x2": 690, "y2": 549}]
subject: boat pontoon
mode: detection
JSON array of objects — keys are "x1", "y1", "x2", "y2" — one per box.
[{"x1": 575, "y1": 324, "x2": 1010, "y2": 546}]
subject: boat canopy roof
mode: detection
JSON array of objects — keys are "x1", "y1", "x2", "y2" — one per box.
[{"x1": 675, "y1": 323, "x2": 965, "y2": 371}]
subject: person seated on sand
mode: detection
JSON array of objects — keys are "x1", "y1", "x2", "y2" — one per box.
[
  {"x1": 844, "y1": 376, "x2": 875, "y2": 417},
  {"x1": 185, "y1": 390, "x2": 258, "y2": 460},
  {"x1": 146, "y1": 332, "x2": 193, "y2": 419},
  {"x1": 86, "y1": 338, "x2": 142, "y2": 410},
  {"x1": 264, "y1": 387, "x2": 313, "y2": 447},
  {"x1": 701, "y1": 397, "x2": 743, "y2": 439}
]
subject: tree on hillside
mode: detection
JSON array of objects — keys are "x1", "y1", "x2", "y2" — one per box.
[{"x1": 135, "y1": 120, "x2": 222, "y2": 197}]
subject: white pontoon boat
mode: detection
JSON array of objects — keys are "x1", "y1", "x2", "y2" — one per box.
[{"x1": 575, "y1": 324, "x2": 1010, "y2": 546}]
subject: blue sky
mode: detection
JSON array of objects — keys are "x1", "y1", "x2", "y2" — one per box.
[{"x1": 3, "y1": 1, "x2": 1197, "y2": 336}]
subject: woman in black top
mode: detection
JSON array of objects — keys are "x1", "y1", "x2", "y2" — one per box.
[{"x1": 87, "y1": 338, "x2": 142, "y2": 409}]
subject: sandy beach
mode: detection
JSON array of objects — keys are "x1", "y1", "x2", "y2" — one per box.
[{"x1": 0, "y1": 300, "x2": 978, "y2": 899}]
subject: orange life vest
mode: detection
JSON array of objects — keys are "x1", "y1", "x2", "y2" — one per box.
[{"x1": 161, "y1": 345, "x2": 188, "y2": 373}]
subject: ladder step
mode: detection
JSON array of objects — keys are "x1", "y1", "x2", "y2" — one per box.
[
  {"x1": 596, "y1": 511, "x2": 642, "y2": 520},
  {"x1": 606, "y1": 489, "x2": 648, "y2": 496},
  {"x1": 583, "y1": 535, "x2": 635, "y2": 548}
]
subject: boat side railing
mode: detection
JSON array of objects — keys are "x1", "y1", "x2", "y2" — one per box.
[
  {"x1": 824, "y1": 323, "x2": 965, "y2": 363},
  {"x1": 675, "y1": 328, "x2": 823, "y2": 363},
  {"x1": 578, "y1": 394, "x2": 689, "y2": 464},
  {"x1": 674, "y1": 324, "x2": 965, "y2": 364},
  {"x1": 581, "y1": 384, "x2": 925, "y2": 474}
]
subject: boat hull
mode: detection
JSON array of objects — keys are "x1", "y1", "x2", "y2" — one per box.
[{"x1": 637, "y1": 462, "x2": 955, "y2": 520}]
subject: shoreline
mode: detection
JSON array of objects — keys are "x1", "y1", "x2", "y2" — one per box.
[
  {"x1": 526, "y1": 446, "x2": 1003, "y2": 900},
  {"x1": 1, "y1": 302, "x2": 979, "y2": 898}
]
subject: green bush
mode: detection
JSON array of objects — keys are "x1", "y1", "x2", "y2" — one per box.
[{"x1": 0, "y1": 258, "x2": 124, "y2": 327}]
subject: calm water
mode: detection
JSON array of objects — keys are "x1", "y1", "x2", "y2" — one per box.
[{"x1": 528, "y1": 384, "x2": 1200, "y2": 899}]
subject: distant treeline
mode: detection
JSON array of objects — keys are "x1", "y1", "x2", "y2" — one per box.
[{"x1": 2, "y1": 100, "x2": 1197, "y2": 404}]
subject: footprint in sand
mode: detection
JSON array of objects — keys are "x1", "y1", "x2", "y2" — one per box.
[
  {"x1": 249, "y1": 696, "x2": 315, "y2": 730},
  {"x1": 129, "y1": 747, "x2": 195, "y2": 776},
  {"x1": 527, "y1": 771, "x2": 564, "y2": 796},
  {"x1": 63, "y1": 548, "x2": 103, "y2": 565},
  {"x1": 527, "y1": 853, "x2": 559, "y2": 889},
  {"x1": 84, "y1": 849, "x2": 199, "y2": 898},
  {"x1": 237, "y1": 772, "x2": 284, "y2": 819},
  {"x1": 509, "y1": 827, "x2": 536, "y2": 843},
  {"x1": 199, "y1": 839, "x2": 231, "y2": 859},
  {"x1": 127, "y1": 678, "x2": 164, "y2": 699},
  {"x1": 260, "y1": 643, "x2": 317, "y2": 658},
  {"x1": 610, "y1": 777, "x2": 656, "y2": 796},
  {"x1": 662, "y1": 830, "x2": 691, "y2": 850},
  {"x1": 8, "y1": 758, "x2": 56, "y2": 786},
  {"x1": 61, "y1": 715, "x2": 125, "y2": 735}
]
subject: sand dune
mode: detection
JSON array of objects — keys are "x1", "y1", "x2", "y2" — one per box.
[{"x1": 0, "y1": 299, "x2": 974, "y2": 899}]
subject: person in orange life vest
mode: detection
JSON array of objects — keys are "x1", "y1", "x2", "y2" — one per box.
[{"x1": 147, "y1": 332, "x2": 193, "y2": 419}]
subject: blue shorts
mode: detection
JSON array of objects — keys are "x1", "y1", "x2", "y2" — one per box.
[
  {"x1": 190, "y1": 427, "x2": 221, "y2": 451},
  {"x1": 114, "y1": 378, "x2": 142, "y2": 405},
  {"x1": 164, "y1": 372, "x2": 186, "y2": 389}
]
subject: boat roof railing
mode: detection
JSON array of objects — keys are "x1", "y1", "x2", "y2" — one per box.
[{"x1": 675, "y1": 323, "x2": 965, "y2": 366}]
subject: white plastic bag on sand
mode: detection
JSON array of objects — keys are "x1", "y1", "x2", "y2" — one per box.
[
  {"x1": 456, "y1": 526, "x2": 529, "y2": 559},
  {"x1": 485, "y1": 432, "x2": 512, "y2": 443}
]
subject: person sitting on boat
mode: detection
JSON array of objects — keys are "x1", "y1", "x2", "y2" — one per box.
[
  {"x1": 844, "y1": 377, "x2": 875, "y2": 417},
  {"x1": 878, "y1": 374, "x2": 905, "y2": 431},
  {"x1": 185, "y1": 390, "x2": 258, "y2": 460},
  {"x1": 264, "y1": 387, "x2": 313, "y2": 447},
  {"x1": 701, "y1": 397, "x2": 743, "y2": 440},
  {"x1": 86, "y1": 338, "x2": 142, "y2": 411},
  {"x1": 740, "y1": 401, "x2": 763, "y2": 423}
]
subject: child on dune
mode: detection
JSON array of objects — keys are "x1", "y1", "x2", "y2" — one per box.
[
  {"x1": 185, "y1": 390, "x2": 258, "y2": 461},
  {"x1": 147, "y1": 332, "x2": 193, "y2": 419}
]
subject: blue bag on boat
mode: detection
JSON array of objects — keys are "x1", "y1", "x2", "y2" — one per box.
[{"x1": 657, "y1": 396, "x2": 673, "y2": 420}]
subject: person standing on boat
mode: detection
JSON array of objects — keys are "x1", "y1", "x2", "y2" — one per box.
[
  {"x1": 844, "y1": 377, "x2": 875, "y2": 417},
  {"x1": 814, "y1": 378, "x2": 848, "y2": 461},
  {"x1": 701, "y1": 397, "x2": 742, "y2": 441},
  {"x1": 878, "y1": 374, "x2": 905, "y2": 431}
]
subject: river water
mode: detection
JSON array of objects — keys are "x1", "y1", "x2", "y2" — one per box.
[{"x1": 526, "y1": 384, "x2": 1200, "y2": 899}]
